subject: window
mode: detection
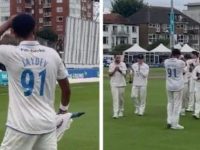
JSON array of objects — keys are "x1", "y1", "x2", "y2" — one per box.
[
  {"x1": 87, "y1": 4, "x2": 91, "y2": 9},
  {"x1": 120, "y1": 37, "x2": 127, "y2": 44},
  {"x1": 39, "y1": 18, "x2": 43, "y2": 23},
  {"x1": 113, "y1": 26, "x2": 117, "y2": 33},
  {"x1": 87, "y1": 12, "x2": 91, "y2": 18},
  {"x1": 39, "y1": 0, "x2": 42, "y2": 5},
  {"x1": 39, "y1": 9, "x2": 43, "y2": 14},
  {"x1": 56, "y1": 16, "x2": 63, "y2": 22},
  {"x1": 17, "y1": 0, "x2": 22, "y2": 3},
  {"x1": 103, "y1": 25, "x2": 108, "y2": 32},
  {"x1": 132, "y1": 26, "x2": 136, "y2": 32},
  {"x1": 132, "y1": 38, "x2": 137, "y2": 44},
  {"x1": 103, "y1": 37, "x2": 108, "y2": 44},
  {"x1": 148, "y1": 34, "x2": 157, "y2": 44},
  {"x1": 57, "y1": 25, "x2": 63, "y2": 31},
  {"x1": 17, "y1": 7, "x2": 22, "y2": 13},
  {"x1": 127, "y1": 26, "x2": 129, "y2": 33},
  {"x1": 177, "y1": 34, "x2": 184, "y2": 43},
  {"x1": 57, "y1": 0, "x2": 63, "y2": 3},
  {"x1": 56, "y1": 7, "x2": 63, "y2": 13}
]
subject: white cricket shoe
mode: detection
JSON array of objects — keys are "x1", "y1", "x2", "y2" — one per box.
[
  {"x1": 118, "y1": 112, "x2": 123, "y2": 117},
  {"x1": 134, "y1": 109, "x2": 139, "y2": 115},
  {"x1": 193, "y1": 114, "x2": 200, "y2": 119},
  {"x1": 171, "y1": 124, "x2": 184, "y2": 130},
  {"x1": 112, "y1": 114, "x2": 119, "y2": 119}
]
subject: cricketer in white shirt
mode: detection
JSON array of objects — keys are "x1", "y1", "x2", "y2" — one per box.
[
  {"x1": 0, "y1": 14, "x2": 70, "y2": 150},
  {"x1": 131, "y1": 56, "x2": 149, "y2": 116},
  {"x1": 109, "y1": 55, "x2": 127, "y2": 118},
  {"x1": 186, "y1": 55, "x2": 199, "y2": 111},
  {"x1": 192, "y1": 64, "x2": 200, "y2": 119},
  {"x1": 181, "y1": 57, "x2": 190, "y2": 116},
  {"x1": 164, "y1": 50, "x2": 185, "y2": 129}
]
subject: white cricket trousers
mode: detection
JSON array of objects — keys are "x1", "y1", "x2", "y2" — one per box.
[
  {"x1": 188, "y1": 79, "x2": 195, "y2": 111},
  {"x1": 194, "y1": 89, "x2": 200, "y2": 116},
  {"x1": 131, "y1": 86, "x2": 147, "y2": 115},
  {"x1": 0, "y1": 127, "x2": 57, "y2": 150},
  {"x1": 111, "y1": 86, "x2": 125, "y2": 116},
  {"x1": 182, "y1": 83, "x2": 189, "y2": 111},
  {"x1": 167, "y1": 90, "x2": 183, "y2": 126}
]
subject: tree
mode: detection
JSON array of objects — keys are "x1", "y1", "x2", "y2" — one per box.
[
  {"x1": 36, "y1": 28, "x2": 58, "y2": 42},
  {"x1": 112, "y1": 44, "x2": 132, "y2": 55},
  {"x1": 147, "y1": 39, "x2": 170, "y2": 50},
  {"x1": 111, "y1": 0, "x2": 146, "y2": 17}
]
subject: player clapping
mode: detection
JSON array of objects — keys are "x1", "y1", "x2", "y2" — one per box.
[
  {"x1": 109, "y1": 55, "x2": 127, "y2": 119},
  {"x1": 131, "y1": 54, "x2": 149, "y2": 116}
]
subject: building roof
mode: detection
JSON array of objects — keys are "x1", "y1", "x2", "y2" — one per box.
[
  {"x1": 104, "y1": 13, "x2": 130, "y2": 25},
  {"x1": 128, "y1": 6, "x2": 200, "y2": 25},
  {"x1": 124, "y1": 43, "x2": 148, "y2": 53}
]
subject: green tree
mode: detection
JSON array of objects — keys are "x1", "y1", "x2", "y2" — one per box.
[
  {"x1": 111, "y1": 0, "x2": 146, "y2": 17},
  {"x1": 147, "y1": 39, "x2": 170, "y2": 50},
  {"x1": 112, "y1": 44, "x2": 132, "y2": 55},
  {"x1": 36, "y1": 28, "x2": 58, "y2": 42}
]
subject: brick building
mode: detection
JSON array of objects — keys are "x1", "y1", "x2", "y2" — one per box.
[
  {"x1": 10, "y1": 0, "x2": 93, "y2": 39},
  {"x1": 128, "y1": 6, "x2": 200, "y2": 50}
]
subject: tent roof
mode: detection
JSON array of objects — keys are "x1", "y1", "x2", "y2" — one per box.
[
  {"x1": 174, "y1": 43, "x2": 182, "y2": 50},
  {"x1": 124, "y1": 44, "x2": 148, "y2": 53},
  {"x1": 181, "y1": 44, "x2": 196, "y2": 52},
  {"x1": 150, "y1": 44, "x2": 171, "y2": 53}
]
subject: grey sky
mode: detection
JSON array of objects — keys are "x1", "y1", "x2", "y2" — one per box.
[{"x1": 104, "y1": 0, "x2": 200, "y2": 12}]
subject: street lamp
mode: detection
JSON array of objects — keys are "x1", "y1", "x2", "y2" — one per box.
[{"x1": 170, "y1": 0, "x2": 175, "y2": 49}]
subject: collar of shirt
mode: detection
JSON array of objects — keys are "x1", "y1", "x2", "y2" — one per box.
[{"x1": 19, "y1": 41, "x2": 40, "y2": 46}]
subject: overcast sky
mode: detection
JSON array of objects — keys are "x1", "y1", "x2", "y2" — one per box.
[{"x1": 104, "y1": 0, "x2": 200, "y2": 12}]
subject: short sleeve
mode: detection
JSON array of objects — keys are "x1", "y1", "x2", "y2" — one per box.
[
  {"x1": 0, "y1": 45, "x2": 12, "y2": 64},
  {"x1": 57, "y1": 57, "x2": 68, "y2": 80}
]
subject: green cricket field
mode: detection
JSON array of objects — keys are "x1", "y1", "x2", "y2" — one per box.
[
  {"x1": 104, "y1": 68, "x2": 200, "y2": 150},
  {"x1": 0, "y1": 82, "x2": 99, "y2": 150}
]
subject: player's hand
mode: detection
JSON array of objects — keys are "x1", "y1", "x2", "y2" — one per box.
[
  {"x1": 7, "y1": 15, "x2": 17, "y2": 28},
  {"x1": 57, "y1": 109, "x2": 67, "y2": 114},
  {"x1": 115, "y1": 66, "x2": 119, "y2": 71}
]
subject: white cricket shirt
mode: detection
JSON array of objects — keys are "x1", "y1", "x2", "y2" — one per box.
[
  {"x1": 131, "y1": 62, "x2": 149, "y2": 86},
  {"x1": 192, "y1": 65, "x2": 200, "y2": 92},
  {"x1": 0, "y1": 41, "x2": 67, "y2": 134},
  {"x1": 164, "y1": 58, "x2": 185, "y2": 91},
  {"x1": 109, "y1": 62, "x2": 127, "y2": 87}
]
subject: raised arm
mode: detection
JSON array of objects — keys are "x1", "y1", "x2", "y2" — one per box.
[{"x1": 0, "y1": 16, "x2": 15, "y2": 37}]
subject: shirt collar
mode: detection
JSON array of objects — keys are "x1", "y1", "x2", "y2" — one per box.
[{"x1": 19, "y1": 41, "x2": 40, "y2": 46}]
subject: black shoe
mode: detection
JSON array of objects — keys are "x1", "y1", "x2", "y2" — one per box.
[{"x1": 167, "y1": 124, "x2": 171, "y2": 129}]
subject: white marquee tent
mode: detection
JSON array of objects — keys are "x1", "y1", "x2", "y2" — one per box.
[
  {"x1": 181, "y1": 44, "x2": 196, "y2": 53},
  {"x1": 123, "y1": 44, "x2": 148, "y2": 64},
  {"x1": 124, "y1": 43, "x2": 148, "y2": 53},
  {"x1": 150, "y1": 44, "x2": 171, "y2": 53},
  {"x1": 174, "y1": 43, "x2": 182, "y2": 50}
]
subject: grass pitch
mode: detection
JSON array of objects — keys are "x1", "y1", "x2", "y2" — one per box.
[
  {"x1": 104, "y1": 68, "x2": 200, "y2": 150},
  {"x1": 0, "y1": 82, "x2": 99, "y2": 150}
]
